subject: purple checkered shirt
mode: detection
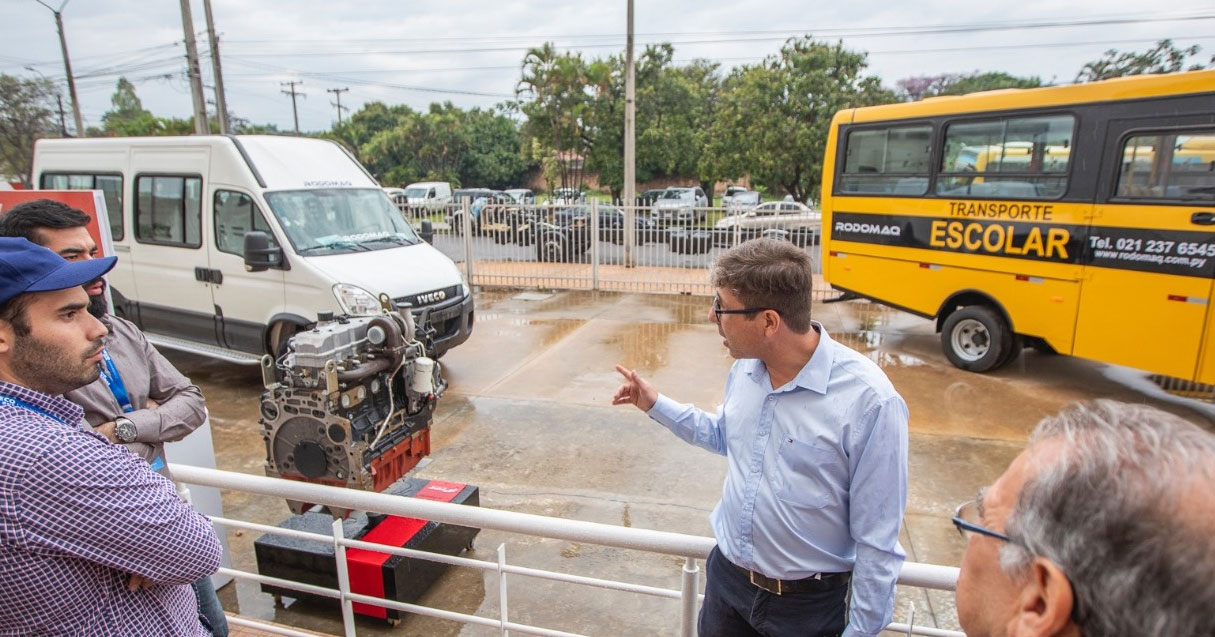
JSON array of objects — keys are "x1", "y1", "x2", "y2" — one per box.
[{"x1": 0, "y1": 381, "x2": 221, "y2": 636}]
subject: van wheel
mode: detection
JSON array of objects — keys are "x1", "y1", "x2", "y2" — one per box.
[
  {"x1": 269, "y1": 321, "x2": 301, "y2": 358},
  {"x1": 941, "y1": 306, "x2": 1012, "y2": 373}
]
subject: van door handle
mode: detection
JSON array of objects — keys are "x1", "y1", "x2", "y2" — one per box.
[
  {"x1": 193, "y1": 267, "x2": 223, "y2": 284},
  {"x1": 1192, "y1": 212, "x2": 1215, "y2": 225}
]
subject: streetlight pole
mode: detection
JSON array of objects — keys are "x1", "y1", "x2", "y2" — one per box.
[{"x1": 35, "y1": 0, "x2": 84, "y2": 136}]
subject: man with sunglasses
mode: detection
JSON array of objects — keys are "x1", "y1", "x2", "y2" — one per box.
[
  {"x1": 613, "y1": 239, "x2": 908, "y2": 637},
  {"x1": 953, "y1": 400, "x2": 1215, "y2": 637}
]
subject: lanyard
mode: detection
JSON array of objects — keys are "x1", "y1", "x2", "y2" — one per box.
[
  {"x1": 0, "y1": 394, "x2": 70, "y2": 427},
  {"x1": 98, "y1": 349, "x2": 134, "y2": 414}
]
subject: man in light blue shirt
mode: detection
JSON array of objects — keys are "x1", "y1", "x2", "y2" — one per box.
[{"x1": 614, "y1": 239, "x2": 908, "y2": 637}]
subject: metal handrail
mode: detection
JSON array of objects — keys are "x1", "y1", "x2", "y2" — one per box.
[{"x1": 175, "y1": 465, "x2": 963, "y2": 636}]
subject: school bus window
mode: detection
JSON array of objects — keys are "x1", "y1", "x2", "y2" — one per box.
[
  {"x1": 839, "y1": 125, "x2": 932, "y2": 195},
  {"x1": 1116, "y1": 131, "x2": 1215, "y2": 202},
  {"x1": 937, "y1": 114, "x2": 1074, "y2": 200}
]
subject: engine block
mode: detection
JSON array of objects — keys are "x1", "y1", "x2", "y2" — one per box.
[{"x1": 260, "y1": 304, "x2": 446, "y2": 515}]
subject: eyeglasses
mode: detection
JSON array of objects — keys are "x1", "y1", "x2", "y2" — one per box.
[
  {"x1": 952, "y1": 496, "x2": 1015, "y2": 543},
  {"x1": 712, "y1": 295, "x2": 777, "y2": 321},
  {"x1": 953, "y1": 495, "x2": 1087, "y2": 625}
]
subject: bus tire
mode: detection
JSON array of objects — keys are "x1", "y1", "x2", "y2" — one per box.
[{"x1": 941, "y1": 305, "x2": 1012, "y2": 373}]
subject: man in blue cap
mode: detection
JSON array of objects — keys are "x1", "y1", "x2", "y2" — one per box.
[{"x1": 0, "y1": 237, "x2": 222, "y2": 635}]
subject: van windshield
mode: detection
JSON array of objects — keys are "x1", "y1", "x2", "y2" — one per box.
[
  {"x1": 404, "y1": 187, "x2": 429, "y2": 198},
  {"x1": 265, "y1": 188, "x2": 421, "y2": 255}
]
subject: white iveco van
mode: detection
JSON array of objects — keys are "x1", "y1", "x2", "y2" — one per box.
[{"x1": 32, "y1": 135, "x2": 474, "y2": 363}]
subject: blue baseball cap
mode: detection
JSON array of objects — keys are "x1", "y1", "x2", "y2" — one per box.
[{"x1": 0, "y1": 237, "x2": 117, "y2": 306}]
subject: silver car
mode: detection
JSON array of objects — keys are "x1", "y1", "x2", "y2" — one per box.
[{"x1": 650, "y1": 187, "x2": 709, "y2": 223}]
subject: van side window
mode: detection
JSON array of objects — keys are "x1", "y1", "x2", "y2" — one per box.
[
  {"x1": 214, "y1": 190, "x2": 277, "y2": 255},
  {"x1": 39, "y1": 172, "x2": 124, "y2": 240},
  {"x1": 1115, "y1": 130, "x2": 1215, "y2": 203},
  {"x1": 136, "y1": 175, "x2": 203, "y2": 248},
  {"x1": 839, "y1": 125, "x2": 932, "y2": 195},
  {"x1": 937, "y1": 114, "x2": 1074, "y2": 199}
]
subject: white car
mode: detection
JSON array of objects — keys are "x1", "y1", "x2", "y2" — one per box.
[
  {"x1": 725, "y1": 190, "x2": 761, "y2": 215},
  {"x1": 651, "y1": 187, "x2": 709, "y2": 223},
  {"x1": 715, "y1": 201, "x2": 822, "y2": 245}
]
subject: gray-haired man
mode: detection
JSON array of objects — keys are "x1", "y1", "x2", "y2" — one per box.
[{"x1": 953, "y1": 399, "x2": 1215, "y2": 636}]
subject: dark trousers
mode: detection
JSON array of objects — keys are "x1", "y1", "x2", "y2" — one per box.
[{"x1": 699, "y1": 546, "x2": 847, "y2": 637}]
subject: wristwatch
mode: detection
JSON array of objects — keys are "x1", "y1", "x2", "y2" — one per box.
[{"x1": 113, "y1": 417, "x2": 137, "y2": 444}]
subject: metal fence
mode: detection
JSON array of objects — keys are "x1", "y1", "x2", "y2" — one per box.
[
  {"x1": 175, "y1": 465, "x2": 961, "y2": 637},
  {"x1": 400, "y1": 199, "x2": 823, "y2": 298}
]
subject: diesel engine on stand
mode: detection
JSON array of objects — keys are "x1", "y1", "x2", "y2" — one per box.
[
  {"x1": 259, "y1": 294, "x2": 446, "y2": 516},
  {"x1": 255, "y1": 295, "x2": 480, "y2": 623}
]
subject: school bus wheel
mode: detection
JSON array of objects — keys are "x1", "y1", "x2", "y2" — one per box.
[{"x1": 941, "y1": 305, "x2": 1014, "y2": 373}]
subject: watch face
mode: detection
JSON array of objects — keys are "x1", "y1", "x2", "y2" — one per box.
[{"x1": 116, "y1": 419, "x2": 136, "y2": 443}]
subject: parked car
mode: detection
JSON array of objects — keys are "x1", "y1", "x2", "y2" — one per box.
[
  {"x1": 552, "y1": 204, "x2": 662, "y2": 244},
  {"x1": 636, "y1": 188, "x2": 667, "y2": 207},
  {"x1": 402, "y1": 181, "x2": 452, "y2": 216},
  {"x1": 714, "y1": 200, "x2": 822, "y2": 246},
  {"x1": 550, "y1": 187, "x2": 586, "y2": 206},
  {"x1": 725, "y1": 190, "x2": 761, "y2": 215},
  {"x1": 651, "y1": 187, "x2": 709, "y2": 223},
  {"x1": 504, "y1": 188, "x2": 536, "y2": 205},
  {"x1": 448, "y1": 190, "x2": 512, "y2": 234},
  {"x1": 720, "y1": 185, "x2": 749, "y2": 206},
  {"x1": 534, "y1": 215, "x2": 592, "y2": 262}
]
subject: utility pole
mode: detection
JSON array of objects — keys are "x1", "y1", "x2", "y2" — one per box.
[
  {"x1": 281, "y1": 81, "x2": 305, "y2": 134},
  {"x1": 35, "y1": 1, "x2": 84, "y2": 136},
  {"x1": 178, "y1": 0, "x2": 210, "y2": 135},
  {"x1": 327, "y1": 87, "x2": 349, "y2": 126},
  {"x1": 623, "y1": 0, "x2": 637, "y2": 266},
  {"x1": 202, "y1": 0, "x2": 229, "y2": 134},
  {"x1": 56, "y1": 95, "x2": 67, "y2": 136}
]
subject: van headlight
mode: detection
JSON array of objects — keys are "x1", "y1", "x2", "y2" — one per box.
[{"x1": 332, "y1": 283, "x2": 381, "y2": 315}]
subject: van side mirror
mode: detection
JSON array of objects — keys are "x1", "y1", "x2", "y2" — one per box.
[
  {"x1": 419, "y1": 219, "x2": 434, "y2": 244},
  {"x1": 244, "y1": 231, "x2": 284, "y2": 272}
]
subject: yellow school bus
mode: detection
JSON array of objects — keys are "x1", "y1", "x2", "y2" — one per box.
[{"x1": 821, "y1": 70, "x2": 1215, "y2": 379}]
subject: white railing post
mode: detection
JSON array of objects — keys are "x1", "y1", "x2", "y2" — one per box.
[
  {"x1": 679, "y1": 557, "x2": 699, "y2": 637},
  {"x1": 591, "y1": 198, "x2": 600, "y2": 291},
  {"x1": 906, "y1": 602, "x2": 916, "y2": 636},
  {"x1": 332, "y1": 518, "x2": 357, "y2": 637},
  {"x1": 461, "y1": 198, "x2": 475, "y2": 285},
  {"x1": 498, "y1": 543, "x2": 510, "y2": 637}
]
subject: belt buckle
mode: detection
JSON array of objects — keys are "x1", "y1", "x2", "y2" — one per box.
[{"x1": 749, "y1": 571, "x2": 782, "y2": 595}]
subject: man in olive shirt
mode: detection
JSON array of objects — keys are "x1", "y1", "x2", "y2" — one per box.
[{"x1": 0, "y1": 199, "x2": 226, "y2": 636}]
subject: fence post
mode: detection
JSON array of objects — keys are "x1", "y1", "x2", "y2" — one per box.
[
  {"x1": 679, "y1": 557, "x2": 699, "y2": 637},
  {"x1": 331, "y1": 518, "x2": 357, "y2": 637},
  {"x1": 591, "y1": 198, "x2": 600, "y2": 291},
  {"x1": 461, "y1": 198, "x2": 475, "y2": 286},
  {"x1": 498, "y1": 543, "x2": 510, "y2": 637}
]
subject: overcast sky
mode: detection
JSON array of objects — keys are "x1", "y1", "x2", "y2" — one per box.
[{"x1": 3, "y1": 0, "x2": 1213, "y2": 134}]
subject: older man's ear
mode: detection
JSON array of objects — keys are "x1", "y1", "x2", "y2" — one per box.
[{"x1": 1007, "y1": 558, "x2": 1079, "y2": 637}]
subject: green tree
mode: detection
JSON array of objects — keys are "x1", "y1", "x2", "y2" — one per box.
[
  {"x1": 1076, "y1": 39, "x2": 1211, "y2": 82},
  {"x1": 517, "y1": 43, "x2": 592, "y2": 191},
  {"x1": 706, "y1": 37, "x2": 896, "y2": 203},
  {"x1": 459, "y1": 106, "x2": 527, "y2": 189},
  {"x1": 0, "y1": 74, "x2": 60, "y2": 187},
  {"x1": 897, "y1": 72, "x2": 1041, "y2": 100}
]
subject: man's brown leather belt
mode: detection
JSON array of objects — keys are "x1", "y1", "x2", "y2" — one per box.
[{"x1": 726, "y1": 559, "x2": 852, "y2": 595}]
